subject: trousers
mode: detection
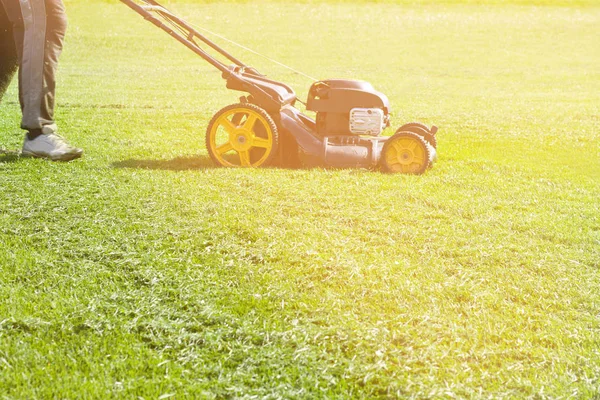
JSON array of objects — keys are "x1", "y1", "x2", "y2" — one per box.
[{"x1": 0, "y1": 0, "x2": 66, "y2": 131}]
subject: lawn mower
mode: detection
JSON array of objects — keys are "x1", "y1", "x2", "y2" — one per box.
[{"x1": 120, "y1": 0, "x2": 438, "y2": 174}]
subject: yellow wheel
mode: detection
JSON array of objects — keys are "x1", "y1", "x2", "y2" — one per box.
[
  {"x1": 381, "y1": 131, "x2": 431, "y2": 174},
  {"x1": 206, "y1": 103, "x2": 278, "y2": 168}
]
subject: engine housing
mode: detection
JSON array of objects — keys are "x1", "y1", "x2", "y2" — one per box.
[{"x1": 307, "y1": 79, "x2": 390, "y2": 136}]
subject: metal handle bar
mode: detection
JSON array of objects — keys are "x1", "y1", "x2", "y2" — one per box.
[{"x1": 120, "y1": 0, "x2": 247, "y2": 75}]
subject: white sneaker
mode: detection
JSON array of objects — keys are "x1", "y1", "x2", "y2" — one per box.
[{"x1": 22, "y1": 129, "x2": 83, "y2": 161}]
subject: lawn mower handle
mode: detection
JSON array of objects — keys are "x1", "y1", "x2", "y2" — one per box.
[
  {"x1": 119, "y1": 0, "x2": 246, "y2": 74},
  {"x1": 120, "y1": 0, "x2": 297, "y2": 111}
]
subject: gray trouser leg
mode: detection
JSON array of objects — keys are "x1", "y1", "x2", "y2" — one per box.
[
  {"x1": 0, "y1": 0, "x2": 67, "y2": 131},
  {"x1": 40, "y1": 0, "x2": 67, "y2": 126},
  {"x1": 0, "y1": 1, "x2": 18, "y2": 102}
]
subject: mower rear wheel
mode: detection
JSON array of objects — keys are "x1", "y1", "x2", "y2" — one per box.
[
  {"x1": 397, "y1": 122, "x2": 437, "y2": 149},
  {"x1": 381, "y1": 131, "x2": 431, "y2": 174},
  {"x1": 206, "y1": 103, "x2": 278, "y2": 168}
]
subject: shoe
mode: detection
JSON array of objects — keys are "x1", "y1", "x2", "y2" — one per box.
[{"x1": 22, "y1": 126, "x2": 83, "y2": 161}]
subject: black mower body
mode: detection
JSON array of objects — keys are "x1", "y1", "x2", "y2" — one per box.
[
  {"x1": 222, "y1": 66, "x2": 391, "y2": 169},
  {"x1": 280, "y1": 106, "x2": 386, "y2": 169}
]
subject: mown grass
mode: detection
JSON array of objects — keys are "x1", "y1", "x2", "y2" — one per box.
[{"x1": 1, "y1": 0, "x2": 599, "y2": 398}]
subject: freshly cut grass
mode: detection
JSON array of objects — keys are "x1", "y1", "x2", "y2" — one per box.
[{"x1": 1, "y1": 0, "x2": 599, "y2": 398}]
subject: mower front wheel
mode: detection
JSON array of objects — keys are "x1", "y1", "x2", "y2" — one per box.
[
  {"x1": 381, "y1": 131, "x2": 432, "y2": 174},
  {"x1": 206, "y1": 103, "x2": 279, "y2": 168}
]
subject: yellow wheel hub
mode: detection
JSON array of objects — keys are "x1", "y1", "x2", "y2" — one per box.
[
  {"x1": 383, "y1": 132, "x2": 430, "y2": 174},
  {"x1": 207, "y1": 106, "x2": 275, "y2": 168}
]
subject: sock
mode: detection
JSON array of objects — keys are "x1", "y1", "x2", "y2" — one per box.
[{"x1": 27, "y1": 129, "x2": 43, "y2": 141}]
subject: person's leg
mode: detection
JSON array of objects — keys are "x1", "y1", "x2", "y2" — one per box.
[
  {"x1": 14, "y1": 0, "x2": 47, "y2": 132},
  {"x1": 40, "y1": 0, "x2": 67, "y2": 127},
  {"x1": 0, "y1": 0, "x2": 19, "y2": 103},
  {"x1": 10, "y1": 0, "x2": 81, "y2": 160}
]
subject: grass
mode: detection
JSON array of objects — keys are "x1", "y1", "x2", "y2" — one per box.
[{"x1": 1, "y1": 0, "x2": 599, "y2": 398}]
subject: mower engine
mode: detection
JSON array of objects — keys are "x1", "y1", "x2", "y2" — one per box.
[{"x1": 307, "y1": 79, "x2": 390, "y2": 137}]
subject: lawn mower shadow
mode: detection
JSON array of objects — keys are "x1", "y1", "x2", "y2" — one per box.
[{"x1": 112, "y1": 155, "x2": 216, "y2": 171}]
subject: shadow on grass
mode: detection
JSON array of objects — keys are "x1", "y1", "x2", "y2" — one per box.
[
  {"x1": 112, "y1": 155, "x2": 386, "y2": 174},
  {"x1": 0, "y1": 149, "x2": 21, "y2": 163},
  {"x1": 112, "y1": 155, "x2": 217, "y2": 171}
]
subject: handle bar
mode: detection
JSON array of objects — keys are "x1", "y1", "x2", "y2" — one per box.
[{"x1": 119, "y1": 0, "x2": 248, "y2": 75}]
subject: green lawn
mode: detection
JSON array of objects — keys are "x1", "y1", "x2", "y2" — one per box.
[{"x1": 1, "y1": 0, "x2": 599, "y2": 398}]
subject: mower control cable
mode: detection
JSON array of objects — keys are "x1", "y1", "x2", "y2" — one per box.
[{"x1": 185, "y1": 22, "x2": 320, "y2": 83}]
